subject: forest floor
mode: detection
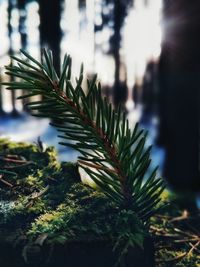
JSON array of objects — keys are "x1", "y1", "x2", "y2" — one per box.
[
  {"x1": 152, "y1": 192, "x2": 200, "y2": 266},
  {"x1": 0, "y1": 115, "x2": 200, "y2": 266}
]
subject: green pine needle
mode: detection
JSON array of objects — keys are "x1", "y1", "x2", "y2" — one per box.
[{"x1": 3, "y1": 49, "x2": 165, "y2": 223}]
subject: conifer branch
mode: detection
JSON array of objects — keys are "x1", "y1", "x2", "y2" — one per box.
[{"x1": 3, "y1": 49, "x2": 165, "y2": 222}]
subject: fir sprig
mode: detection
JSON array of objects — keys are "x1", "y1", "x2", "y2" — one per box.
[{"x1": 3, "y1": 49, "x2": 165, "y2": 222}]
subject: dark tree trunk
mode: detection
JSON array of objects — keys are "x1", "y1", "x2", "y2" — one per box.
[
  {"x1": 0, "y1": 71, "x2": 5, "y2": 116},
  {"x1": 17, "y1": 0, "x2": 27, "y2": 50},
  {"x1": 158, "y1": 0, "x2": 200, "y2": 192},
  {"x1": 8, "y1": 0, "x2": 18, "y2": 116},
  {"x1": 17, "y1": 0, "x2": 29, "y2": 112},
  {"x1": 110, "y1": 0, "x2": 129, "y2": 107},
  {"x1": 38, "y1": 0, "x2": 63, "y2": 75}
]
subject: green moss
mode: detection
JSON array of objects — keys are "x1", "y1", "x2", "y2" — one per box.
[
  {"x1": 0, "y1": 139, "x2": 60, "y2": 201},
  {"x1": 0, "y1": 138, "x2": 79, "y2": 223},
  {"x1": 28, "y1": 185, "x2": 145, "y2": 254},
  {"x1": 2, "y1": 139, "x2": 198, "y2": 266},
  {"x1": 28, "y1": 181, "x2": 144, "y2": 240},
  {"x1": 0, "y1": 138, "x2": 146, "y2": 263}
]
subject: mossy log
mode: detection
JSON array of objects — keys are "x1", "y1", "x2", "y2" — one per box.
[{"x1": 0, "y1": 139, "x2": 155, "y2": 267}]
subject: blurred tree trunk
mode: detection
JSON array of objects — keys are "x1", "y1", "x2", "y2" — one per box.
[
  {"x1": 17, "y1": 0, "x2": 27, "y2": 50},
  {"x1": 94, "y1": 0, "x2": 132, "y2": 107},
  {"x1": 38, "y1": 0, "x2": 63, "y2": 75},
  {"x1": 109, "y1": 0, "x2": 132, "y2": 107},
  {"x1": 17, "y1": 0, "x2": 28, "y2": 111},
  {"x1": 8, "y1": 0, "x2": 18, "y2": 116},
  {"x1": 112, "y1": 0, "x2": 122, "y2": 107},
  {"x1": 0, "y1": 71, "x2": 4, "y2": 116},
  {"x1": 158, "y1": 0, "x2": 200, "y2": 192}
]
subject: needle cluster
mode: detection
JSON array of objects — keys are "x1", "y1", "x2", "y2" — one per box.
[{"x1": 3, "y1": 49, "x2": 165, "y2": 223}]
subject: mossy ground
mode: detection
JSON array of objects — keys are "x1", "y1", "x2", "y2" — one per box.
[
  {"x1": 0, "y1": 138, "x2": 145, "y2": 265},
  {"x1": 0, "y1": 138, "x2": 199, "y2": 266},
  {"x1": 151, "y1": 190, "x2": 200, "y2": 266}
]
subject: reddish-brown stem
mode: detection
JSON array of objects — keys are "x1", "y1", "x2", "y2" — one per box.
[
  {"x1": 0, "y1": 157, "x2": 29, "y2": 164},
  {"x1": 0, "y1": 175, "x2": 13, "y2": 187},
  {"x1": 53, "y1": 82, "x2": 132, "y2": 202}
]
